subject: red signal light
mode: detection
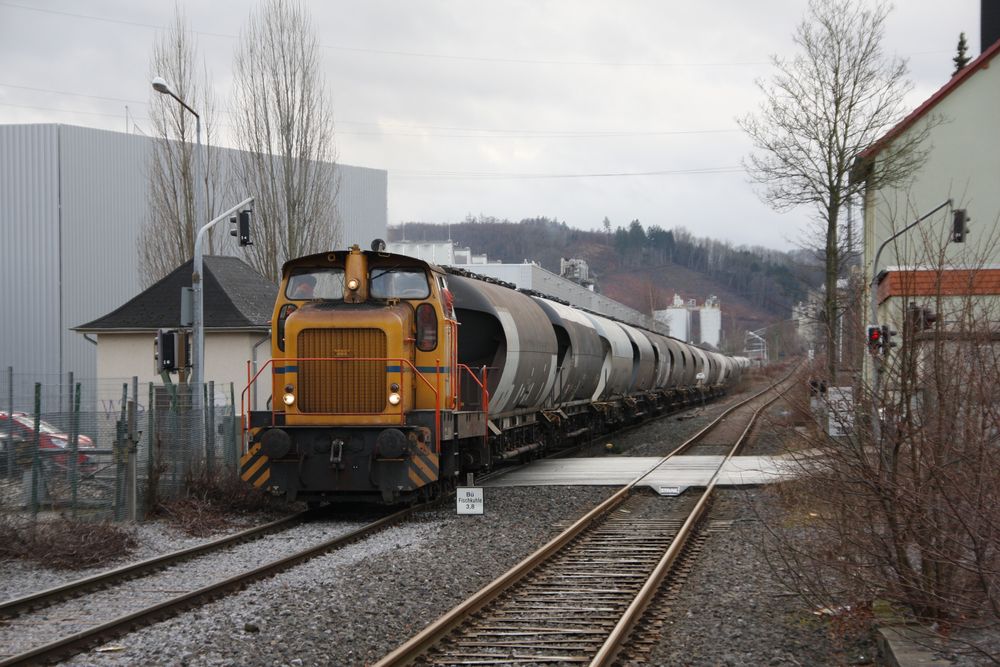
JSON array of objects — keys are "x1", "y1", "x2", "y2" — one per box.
[{"x1": 866, "y1": 325, "x2": 883, "y2": 354}]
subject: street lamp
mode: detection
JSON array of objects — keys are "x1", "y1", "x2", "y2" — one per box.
[
  {"x1": 152, "y1": 76, "x2": 208, "y2": 431},
  {"x1": 868, "y1": 199, "x2": 953, "y2": 327},
  {"x1": 867, "y1": 198, "x2": 957, "y2": 447}
]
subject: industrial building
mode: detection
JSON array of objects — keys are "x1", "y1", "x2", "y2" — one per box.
[
  {"x1": 387, "y1": 239, "x2": 668, "y2": 334},
  {"x1": 0, "y1": 123, "x2": 388, "y2": 380},
  {"x1": 653, "y1": 294, "x2": 723, "y2": 348}
]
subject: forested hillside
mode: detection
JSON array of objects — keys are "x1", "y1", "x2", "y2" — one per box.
[{"x1": 390, "y1": 216, "x2": 820, "y2": 330}]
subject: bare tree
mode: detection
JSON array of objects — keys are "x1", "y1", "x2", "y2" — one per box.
[
  {"x1": 140, "y1": 6, "x2": 220, "y2": 287},
  {"x1": 232, "y1": 0, "x2": 340, "y2": 282},
  {"x1": 758, "y1": 221, "x2": 1000, "y2": 657},
  {"x1": 739, "y1": 0, "x2": 930, "y2": 381}
]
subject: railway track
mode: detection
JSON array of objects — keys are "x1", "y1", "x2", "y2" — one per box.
[
  {"x1": 0, "y1": 511, "x2": 308, "y2": 621},
  {"x1": 0, "y1": 379, "x2": 750, "y2": 666},
  {"x1": 0, "y1": 506, "x2": 414, "y2": 666},
  {"x1": 374, "y1": 368, "x2": 798, "y2": 666}
]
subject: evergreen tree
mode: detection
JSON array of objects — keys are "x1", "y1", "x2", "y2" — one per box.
[
  {"x1": 953, "y1": 32, "x2": 971, "y2": 74},
  {"x1": 627, "y1": 219, "x2": 647, "y2": 251},
  {"x1": 613, "y1": 227, "x2": 629, "y2": 258}
]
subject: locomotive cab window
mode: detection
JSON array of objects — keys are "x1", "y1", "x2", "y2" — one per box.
[
  {"x1": 286, "y1": 269, "x2": 345, "y2": 301},
  {"x1": 369, "y1": 268, "x2": 430, "y2": 299}
]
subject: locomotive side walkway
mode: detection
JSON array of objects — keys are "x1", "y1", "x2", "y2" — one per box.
[{"x1": 482, "y1": 453, "x2": 809, "y2": 491}]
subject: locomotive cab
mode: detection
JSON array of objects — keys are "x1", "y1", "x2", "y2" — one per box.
[{"x1": 243, "y1": 244, "x2": 459, "y2": 504}]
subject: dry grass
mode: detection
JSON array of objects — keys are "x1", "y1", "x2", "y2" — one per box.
[
  {"x1": 0, "y1": 514, "x2": 138, "y2": 569},
  {"x1": 151, "y1": 471, "x2": 295, "y2": 537}
]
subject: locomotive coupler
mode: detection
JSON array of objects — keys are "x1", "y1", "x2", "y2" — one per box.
[{"x1": 330, "y1": 438, "x2": 345, "y2": 468}]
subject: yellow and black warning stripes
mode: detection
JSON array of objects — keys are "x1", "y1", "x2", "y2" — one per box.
[
  {"x1": 240, "y1": 442, "x2": 271, "y2": 488},
  {"x1": 407, "y1": 449, "x2": 439, "y2": 488}
]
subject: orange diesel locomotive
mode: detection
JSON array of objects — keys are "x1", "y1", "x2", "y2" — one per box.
[{"x1": 241, "y1": 241, "x2": 748, "y2": 504}]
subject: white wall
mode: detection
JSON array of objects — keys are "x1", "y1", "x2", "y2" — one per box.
[
  {"x1": 95, "y1": 331, "x2": 272, "y2": 412},
  {"x1": 700, "y1": 307, "x2": 722, "y2": 348},
  {"x1": 865, "y1": 62, "x2": 1000, "y2": 276}
]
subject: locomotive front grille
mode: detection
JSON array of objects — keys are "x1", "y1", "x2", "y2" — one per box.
[{"x1": 297, "y1": 328, "x2": 387, "y2": 413}]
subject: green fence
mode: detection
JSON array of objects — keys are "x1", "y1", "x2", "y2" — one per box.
[{"x1": 1, "y1": 368, "x2": 241, "y2": 522}]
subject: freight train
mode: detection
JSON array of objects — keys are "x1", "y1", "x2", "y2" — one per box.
[{"x1": 240, "y1": 241, "x2": 750, "y2": 504}]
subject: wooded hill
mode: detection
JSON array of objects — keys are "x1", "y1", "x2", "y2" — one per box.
[{"x1": 390, "y1": 216, "x2": 820, "y2": 342}]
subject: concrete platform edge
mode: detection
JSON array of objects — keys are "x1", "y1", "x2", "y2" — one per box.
[{"x1": 878, "y1": 625, "x2": 952, "y2": 666}]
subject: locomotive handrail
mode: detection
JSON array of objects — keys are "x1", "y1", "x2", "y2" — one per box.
[{"x1": 240, "y1": 356, "x2": 442, "y2": 454}]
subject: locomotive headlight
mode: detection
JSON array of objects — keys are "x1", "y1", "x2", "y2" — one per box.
[
  {"x1": 347, "y1": 278, "x2": 360, "y2": 291},
  {"x1": 282, "y1": 392, "x2": 296, "y2": 406},
  {"x1": 388, "y1": 392, "x2": 401, "y2": 406}
]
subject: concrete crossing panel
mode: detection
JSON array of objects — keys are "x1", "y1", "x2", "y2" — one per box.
[{"x1": 483, "y1": 455, "x2": 799, "y2": 492}]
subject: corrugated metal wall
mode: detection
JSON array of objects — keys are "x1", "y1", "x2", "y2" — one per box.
[
  {"x1": 0, "y1": 124, "x2": 388, "y2": 380},
  {"x1": 0, "y1": 125, "x2": 62, "y2": 378},
  {"x1": 60, "y1": 126, "x2": 151, "y2": 382},
  {"x1": 337, "y1": 164, "x2": 388, "y2": 249}
]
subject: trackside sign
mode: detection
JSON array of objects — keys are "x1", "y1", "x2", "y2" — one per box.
[{"x1": 456, "y1": 487, "x2": 484, "y2": 515}]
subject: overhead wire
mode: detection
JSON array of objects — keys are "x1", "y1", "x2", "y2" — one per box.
[
  {"x1": 0, "y1": 1, "x2": 772, "y2": 68},
  {"x1": 0, "y1": 84, "x2": 740, "y2": 139},
  {"x1": 392, "y1": 166, "x2": 745, "y2": 180},
  {"x1": 0, "y1": 1, "x2": 954, "y2": 67}
]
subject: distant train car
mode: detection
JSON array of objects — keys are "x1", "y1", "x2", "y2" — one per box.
[{"x1": 241, "y1": 242, "x2": 749, "y2": 504}]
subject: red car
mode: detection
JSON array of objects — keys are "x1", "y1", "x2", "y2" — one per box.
[{"x1": 0, "y1": 411, "x2": 95, "y2": 472}]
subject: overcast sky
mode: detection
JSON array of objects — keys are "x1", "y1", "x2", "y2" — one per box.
[{"x1": 0, "y1": 0, "x2": 984, "y2": 250}]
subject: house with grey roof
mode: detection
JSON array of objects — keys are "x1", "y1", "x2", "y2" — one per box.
[{"x1": 75, "y1": 256, "x2": 277, "y2": 410}]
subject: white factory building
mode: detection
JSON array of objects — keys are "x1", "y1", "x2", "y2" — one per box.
[
  {"x1": 653, "y1": 294, "x2": 723, "y2": 348},
  {"x1": 0, "y1": 124, "x2": 388, "y2": 380},
  {"x1": 387, "y1": 240, "x2": 669, "y2": 335}
]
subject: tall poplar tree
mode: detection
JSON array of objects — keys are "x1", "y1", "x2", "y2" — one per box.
[{"x1": 232, "y1": 0, "x2": 340, "y2": 282}]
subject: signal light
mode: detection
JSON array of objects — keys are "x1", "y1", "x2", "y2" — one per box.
[
  {"x1": 154, "y1": 329, "x2": 190, "y2": 374},
  {"x1": 952, "y1": 209, "x2": 969, "y2": 243},
  {"x1": 881, "y1": 324, "x2": 897, "y2": 351},
  {"x1": 230, "y1": 209, "x2": 253, "y2": 246},
  {"x1": 921, "y1": 308, "x2": 938, "y2": 330},
  {"x1": 866, "y1": 325, "x2": 883, "y2": 354},
  {"x1": 155, "y1": 329, "x2": 176, "y2": 373},
  {"x1": 907, "y1": 302, "x2": 940, "y2": 333}
]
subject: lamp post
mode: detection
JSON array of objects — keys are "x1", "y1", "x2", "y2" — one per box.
[
  {"x1": 152, "y1": 76, "x2": 208, "y2": 428},
  {"x1": 192, "y1": 197, "x2": 255, "y2": 401},
  {"x1": 867, "y1": 198, "x2": 955, "y2": 449},
  {"x1": 867, "y1": 199, "x2": 953, "y2": 328}
]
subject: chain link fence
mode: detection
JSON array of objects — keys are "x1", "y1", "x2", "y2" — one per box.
[{"x1": 1, "y1": 368, "x2": 242, "y2": 523}]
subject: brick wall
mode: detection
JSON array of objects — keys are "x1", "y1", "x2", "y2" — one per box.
[{"x1": 877, "y1": 269, "x2": 1000, "y2": 303}]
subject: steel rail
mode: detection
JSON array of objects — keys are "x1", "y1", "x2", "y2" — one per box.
[
  {"x1": 373, "y1": 365, "x2": 799, "y2": 666},
  {"x1": 0, "y1": 511, "x2": 307, "y2": 620},
  {"x1": 591, "y1": 372, "x2": 797, "y2": 666},
  {"x1": 0, "y1": 506, "x2": 415, "y2": 667}
]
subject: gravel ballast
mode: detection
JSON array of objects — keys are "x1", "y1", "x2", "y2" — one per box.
[
  {"x1": 1, "y1": 381, "x2": 988, "y2": 665},
  {"x1": 56, "y1": 485, "x2": 616, "y2": 666}
]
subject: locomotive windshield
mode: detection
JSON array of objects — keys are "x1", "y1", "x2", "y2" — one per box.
[
  {"x1": 285, "y1": 268, "x2": 345, "y2": 300},
  {"x1": 369, "y1": 268, "x2": 430, "y2": 299}
]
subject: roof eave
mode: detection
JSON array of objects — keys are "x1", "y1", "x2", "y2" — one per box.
[
  {"x1": 73, "y1": 326, "x2": 270, "y2": 334},
  {"x1": 858, "y1": 38, "x2": 1000, "y2": 162}
]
